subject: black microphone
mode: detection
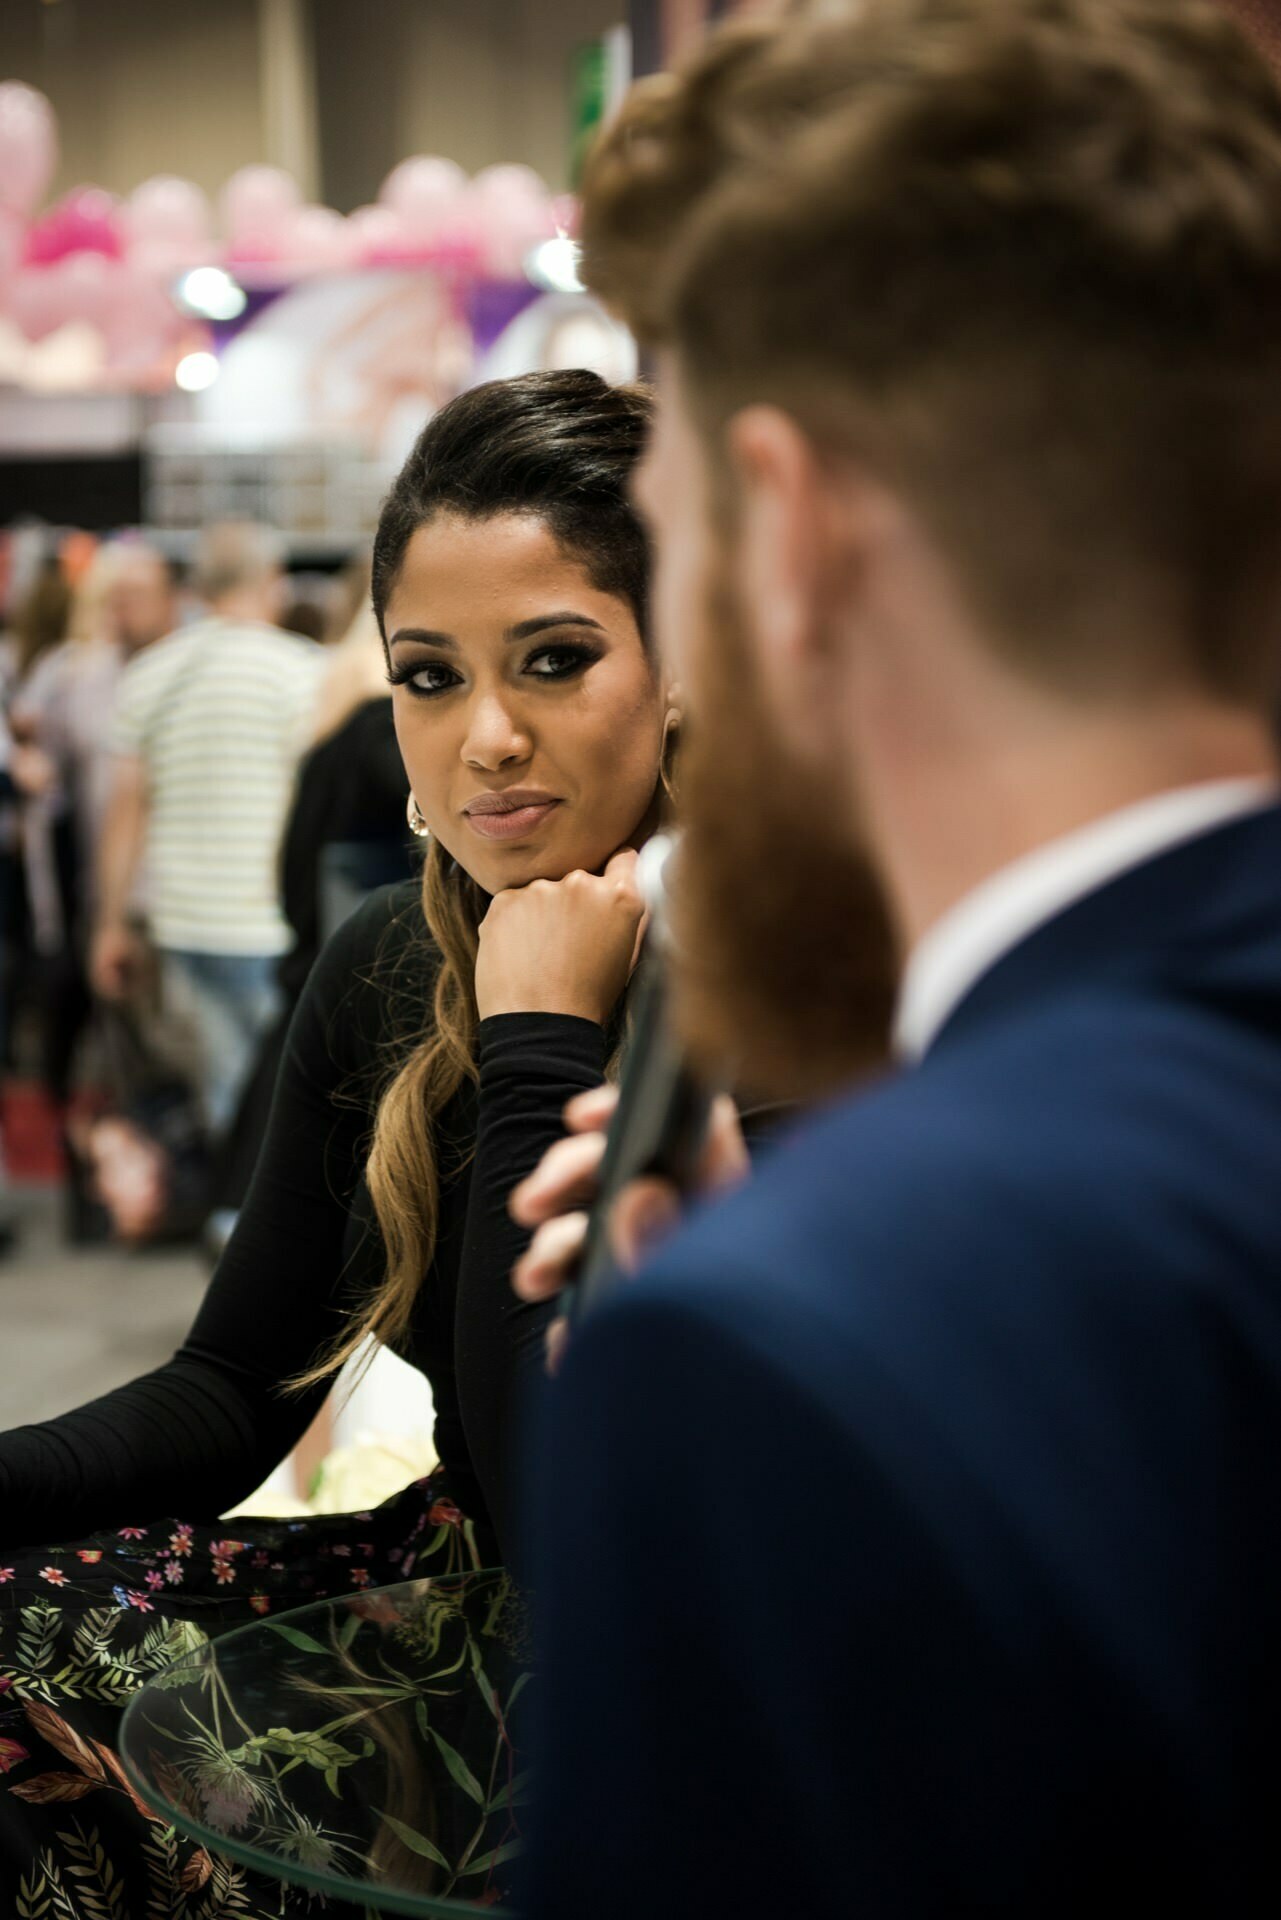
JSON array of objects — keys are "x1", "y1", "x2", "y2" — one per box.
[{"x1": 562, "y1": 834, "x2": 719, "y2": 1324}]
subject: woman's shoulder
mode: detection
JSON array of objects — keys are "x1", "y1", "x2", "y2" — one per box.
[
  {"x1": 317, "y1": 876, "x2": 432, "y2": 982},
  {"x1": 303, "y1": 877, "x2": 438, "y2": 1070}
]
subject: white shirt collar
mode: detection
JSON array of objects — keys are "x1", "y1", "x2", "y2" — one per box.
[{"x1": 894, "y1": 777, "x2": 1280, "y2": 1062}]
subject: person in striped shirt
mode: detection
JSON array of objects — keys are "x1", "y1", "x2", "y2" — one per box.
[{"x1": 90, "y1": 522, "x2": 322, "y2": 1137}]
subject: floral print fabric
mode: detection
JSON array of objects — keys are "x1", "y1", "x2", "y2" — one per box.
[{"x1": 0, "y1": 1477, "x2": 480, "y2": 1917}]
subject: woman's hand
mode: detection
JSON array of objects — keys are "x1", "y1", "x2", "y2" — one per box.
[
  {"x1": 509, "y1": 1085, "x2": 750, "y2": 1369},
  {"x1": 475, "y1": 849, "x2": 647, "y2": 1025}
]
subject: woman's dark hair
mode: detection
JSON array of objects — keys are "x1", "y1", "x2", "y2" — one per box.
[
  {"x1": 371, "y1": 369, "x2": 653, "y2": 641},
  {"x1": 293, "y1": 369, "x2": 659, "y2": 1393}
]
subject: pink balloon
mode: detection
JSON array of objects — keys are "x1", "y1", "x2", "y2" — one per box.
[
  {"x1": 56, "y1": 249, "x2": 113, "y2": 307},
  {"x1": 7, "y1": 266, "x2": 73, "y2": 341},
  {"x1": 128, "y1": 175, "x2": 210, "y2": 250},
  {"x1": 100, "y1": 264, "x2": 184, "y2": 371},
  {"x1": 422, "y1": 221, "x2": 487, "y2": 279},
  {"x1": 0, "y1": 207, "x2": 22, "y2": 283},
  {"x1": 468, "y1": 178, "x2": 556, "y2": 279},
  {"x1": 221, "y1": 164, "x2": 299, "y2": 245},
  {"x1": 284, "y1": 204, "x2": 354, "y2": 275},
  {"x1": 379, "y1": 156, "x2": 466, "y2": 236},
  {"x1": 6, "y1": 249, "x2": 180, "y2": 368},
  {"x1": 127, "y1": 176, "x2": 212, "y2": 287},
  {"x1": 552, "y1": 194, "x2": 581, "y2": 239},
  {"x1": 470, "y1": 164, "x2": 550, "y2": 209},
  {"x1": 349, "y1": 202, "x2": 417, "y2": 265},
  {"x1": 0, "y1": 82, "x2": 57, "y2": 217},
  {"x1": 8, "y1": 254, "x2": 106, "y2": 340},
  {"x1": 25, "y1": 186, "x2": 124, "y2": 265}
]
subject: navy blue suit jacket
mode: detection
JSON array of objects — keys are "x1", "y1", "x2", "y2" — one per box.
[{"x1": 519, "y1": 807, "x2": 1281, "y2": 1917}]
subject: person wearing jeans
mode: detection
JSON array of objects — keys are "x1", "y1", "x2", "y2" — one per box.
[
  {"x1": 91, "y1": 522, "x2": 321, "y2": 1146},
  {"x1": 158, "y1": 947, "x2": 282, "y2": 1139}
]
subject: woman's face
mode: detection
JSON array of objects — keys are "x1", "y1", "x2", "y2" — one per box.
[{"x1": 384, "y1": 511, "x2": 665, "y2": 895}]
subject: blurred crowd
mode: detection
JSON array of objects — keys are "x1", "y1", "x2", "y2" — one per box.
[{"x1": 0, "y1": 519, "x2": 415, "y2": 1257}]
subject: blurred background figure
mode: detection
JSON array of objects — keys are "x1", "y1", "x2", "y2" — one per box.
[
  {"x1": 89, "y1": 520, "x2": 322, "y2": 1145},
  {"x1": 0, "y1": 707, "x2": 17, "y2": 1258},
  {"x1": 9, "y1": 543, "x2": 175, "y2": 1127},
  {"x1": 212, "y1": 591, "x2": 416, "y2": 1228},
  {"x1": 6, "y1": 554, "x2": 72, "y2": 697},
  {"x1": 0, "y1": 551, "x2": 73, "y2": 1077}
]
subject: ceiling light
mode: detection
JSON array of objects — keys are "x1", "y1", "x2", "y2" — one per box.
[
  {"x1": 525, "y1": 236, "x2": 584, "y2": 295},
  {"x1": 176, "y1": 267, "x2": 247, "y2": 322},
  {"x1": 175, "y1": 351, "x2": 219, "y2": 392}
]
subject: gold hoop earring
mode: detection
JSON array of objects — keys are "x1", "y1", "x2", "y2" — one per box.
[
  {"x1": 406, "y1": 792, "x2": 431, "y2": 840},
  {"x1": 659, "y1": 710, "x2": 681, "y2": 803}
]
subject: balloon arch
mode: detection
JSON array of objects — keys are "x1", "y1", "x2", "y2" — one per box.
[{"x1": 0, "y1": 80, "x2": 576, "y2": 392}]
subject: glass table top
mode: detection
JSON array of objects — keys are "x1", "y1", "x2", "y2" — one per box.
[{"x1": 119, "y1": 1570, "x2": 532, "y2": 1917}]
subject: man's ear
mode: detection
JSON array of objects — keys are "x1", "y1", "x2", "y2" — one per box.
[
  {"x1": 726, "y1": 405, "x2": 856, "y2": 755},
  {"x1": 727, "y1": 406, "x2": 824, "y2": 669}
]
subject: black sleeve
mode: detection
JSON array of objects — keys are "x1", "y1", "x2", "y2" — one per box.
[
  {"x1": 453, "y1": 1012, "x2": 608, "y2": 1555},
  {"x1": 0, "y1": 886, "x2": 415, "y2": 1552}
]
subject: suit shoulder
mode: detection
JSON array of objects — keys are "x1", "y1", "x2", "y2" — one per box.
[{"x1": 633, "y1": 984, "x2": 1281, "y2": 1332}]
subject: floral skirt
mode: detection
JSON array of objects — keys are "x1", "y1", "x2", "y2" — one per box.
[{"x1": 0, "y1": 1476, "x2": 480, "y2": 1917}]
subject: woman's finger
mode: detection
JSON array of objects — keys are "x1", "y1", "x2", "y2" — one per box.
[
  {"x1": 509, "y1": 1132, "x2": 607, "y2": 1227},
  {"x1": 512, "y1": 1210, "x2": 590, "y2": 1300}
]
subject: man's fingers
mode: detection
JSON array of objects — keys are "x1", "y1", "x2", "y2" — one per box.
[
  {"x1": 609, "y1": 1178, "x2": 682, "y2": 1273},
  {"x1": 510, "y1": 1132, "x2": 607, "y2": 1227},
  {"x1": 544, "y1": 1317, "x2": 571, "y2": 1377},
  {"x1": 513, "y1": 1210, "x2": 589, "y2": 1300},
  {"x1": 603, "y1": 1104, "x2": 747, "y2": 1272},
  {"x1": 698, "y1": 1095, "x2": 751, "y2": 1192},
  {"x1": 564, "y1": 1084, "x2": 618, "y2": 1133}
]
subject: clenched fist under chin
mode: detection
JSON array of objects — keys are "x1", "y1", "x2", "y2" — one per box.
[{"x1": 474, "y1": 848, "x2": 647, "y2": 1027}]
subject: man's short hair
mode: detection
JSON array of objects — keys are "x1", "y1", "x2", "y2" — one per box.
[
  {"x1": 193, "y1": 521, "x2": 286, "y2": 606},
  {"x1": 582, "y1": 0, "x2": 1281, "y2": 704}
]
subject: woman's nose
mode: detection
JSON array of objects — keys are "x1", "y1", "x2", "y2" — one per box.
[{"x1": 461, "y1": 693, "x2": 532, "y2": 771}]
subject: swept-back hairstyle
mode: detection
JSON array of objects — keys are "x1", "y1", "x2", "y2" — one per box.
[
  {"x1": 581, "y1": 0, "x2": 1281, "y2": 706},
  {"x1": 295, "y1": 370, "x2": 655, "y2": 1387}
]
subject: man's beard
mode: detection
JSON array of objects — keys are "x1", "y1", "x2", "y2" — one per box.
[{"x1": 669, "y1": 558, "x2": 898, "y2": 1108}]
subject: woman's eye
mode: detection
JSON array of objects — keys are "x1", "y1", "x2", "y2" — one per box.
[
  {"x1": 389, "y1": 661, "x2": 459, "y2": 697},
  {"x1": 526, "y1": 644, "x2": 598, "y2": 680}
]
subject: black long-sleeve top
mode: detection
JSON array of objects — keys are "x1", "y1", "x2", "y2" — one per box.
[{"x1": 0, "y1": 882, "x2": 608, "y2": 1557}]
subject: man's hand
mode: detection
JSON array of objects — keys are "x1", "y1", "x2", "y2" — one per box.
[
  {"x1": 475, "y1": 850, "x2": 646, "y2": 1025},
  {"x1": 90, "y1": 922, "x2": 144, "y2": 1003},
  {"x1": 510, "y1": 1085, "x2": 750, "y2": 1367}
]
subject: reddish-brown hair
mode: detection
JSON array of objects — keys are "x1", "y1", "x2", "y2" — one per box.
[{"x1": 582, "y1": 0, "x2": 1281, "y2": 704}]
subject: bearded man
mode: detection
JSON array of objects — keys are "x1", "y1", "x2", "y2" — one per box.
[{"x1": 510, "y1": 2, "x2": 1281, "y2": 1912}]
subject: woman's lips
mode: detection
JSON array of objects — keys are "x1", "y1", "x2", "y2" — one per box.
[{"x1": 464, "y1": 800, "x2": 562, "y2": 841}]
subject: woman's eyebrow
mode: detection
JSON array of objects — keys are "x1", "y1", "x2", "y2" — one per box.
[
  {"x1": 507, "y1": 613, "x2": 606, "y2": 641},
  {"x1": 388, "y1": 627, "x2": 456, "y2": 650},
  {"x1": 388, "y1": 613, "x2": 606, "y2": 651}
]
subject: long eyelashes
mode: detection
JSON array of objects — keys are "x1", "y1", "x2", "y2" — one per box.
[
  {"x1": 387, "y1": 642, "x2": 603, "y2": 700},
  {"x1": 386, "y1": 660, "x2": 458, "y2": 697}
]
